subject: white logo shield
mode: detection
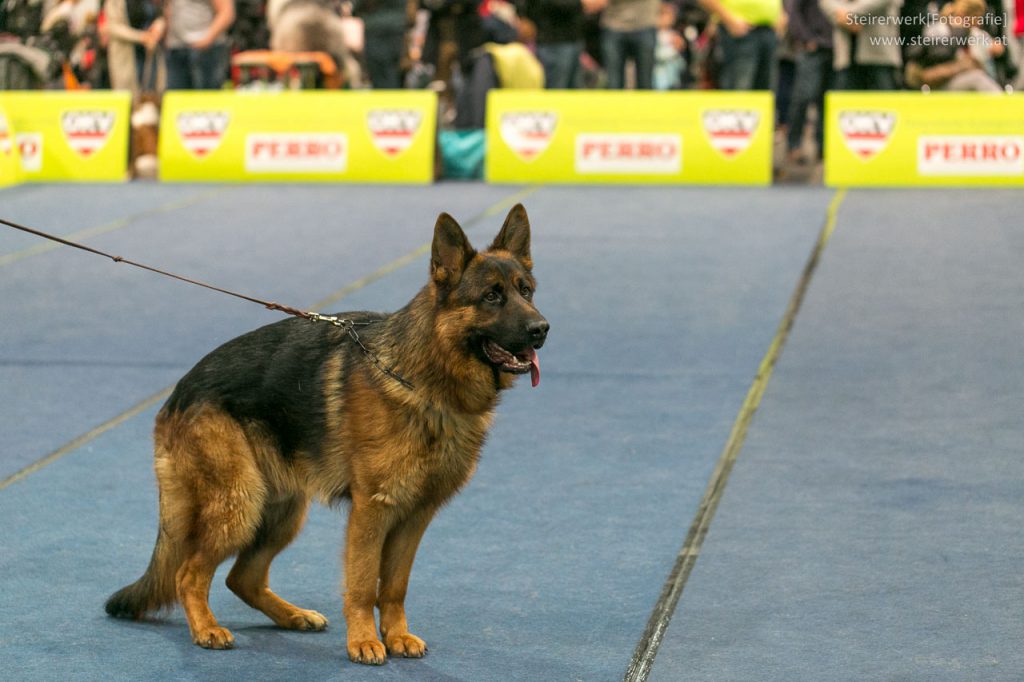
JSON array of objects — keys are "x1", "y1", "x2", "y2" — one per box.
[
  {"x1": 177, "y1": 112, "x2": 230, "y2": 159},
  {"x1": 839, "y1": 111, "x2": 897, "y2": 160},
  {"x1": 500, "y1": 112, "x2": 557, "y2": 161},
  {"x1": 703, "y1": 109, "x2": 760, "y2": 158},
  {"x1": 61, "y1": 111, "x2": 115, "y2": 158},
  {"x1": 367, "y1": 110, "x2": 422, "y2": 157}
]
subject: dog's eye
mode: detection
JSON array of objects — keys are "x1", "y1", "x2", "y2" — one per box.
[
  {"x1": 483, "y1": 291, "x2": 501, "y2": 304},
  {"x1": 520, "y1": 285, "x2": 533, "y2": 300}
]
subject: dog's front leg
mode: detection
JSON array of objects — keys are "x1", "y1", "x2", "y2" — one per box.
[
  {"x1": 343, "y1": 497, "x2": 394, "y2": 665},
  {"x1": 378, "y1": 505, "x2": 436, "y2": 658}
]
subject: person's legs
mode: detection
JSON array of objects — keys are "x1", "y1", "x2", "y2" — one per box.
[
  {"x1": 365, "y1": 31, "x2": 405, "y2": 89},
  {"x1": 786, "y1": 51, "x2": 816, "y2": 152},
  {"x1": 832, "y1": 65, "x2": 854, "y2": 90},
  {"x1": 537, "y1": 42, "x2": 583, "y2": 89},
  {"x1": 813, "y1": 51, "x2": 833, "y2": 158},
  {"x1": 786, "y1": 48, "x2": 829, "y2": 153},
  {"x1": 864, "y1": 64, "x2": 898, "y2": 90},
  {"x1": 196, "y1": 43, "x2": 230, "y2": 90},
  {"x1": 165, "y1": 47, "x2": 193, "y2": 90},
  {"x1": 753, "y1": 26, "x2": 778, "y2": 90},
  {"x1": 718, "y1": 31, "x2": 760, "y2": 89},
  {"x1": 602, "y1": 29, "x2": 628, "y2": 89},
  {"x1": 453, "y1": 52, "x2": 496, "y2": 129},
  {"x1": 632, "y1": 27, "x2": 657, "y2": 89}
]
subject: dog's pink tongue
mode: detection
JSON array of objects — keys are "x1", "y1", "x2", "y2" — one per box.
[{"x1": 528, "y1": 348, "x2": 540, "y2": 387}]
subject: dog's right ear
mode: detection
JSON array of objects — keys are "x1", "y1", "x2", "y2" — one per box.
[{"x1": 431, "y1": 213, "x2": 475, "y2": 289}]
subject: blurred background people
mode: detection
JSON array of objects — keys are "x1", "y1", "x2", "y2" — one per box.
[
  {"x1": 784, "y1": 0, "x2": 831, "y2": 160},
  {"x1": 101, "y1": 0, "x2": 164, "y2": 91},
  {"x1": 820, "y1": 0, "x2": 901, "y2": 89},
  {"x1": 698, "y1": 0, "x2": 783, "y2": 89},
  {"x1": 353, "y1": 0, "x2": 409, "y2": 88},
  {"x1": 164, "y1": 0, "x2": 234, "y2": 89},
  {"x1": 523, "y1": 0, "x2": 594, "y2": 88},
  {"x1": 420, "y1": 0, "x2": 484, "y2": 96},
  {"x1": 903, "y1": 0, "x2": 1001, "y2": 90},
  {"x1": 653, "y1": 0, "x2": 685, "y2": 88},
  {"x1": 267, "y1": 0, "x2": 361, "y2": 87},
  {"x1": 601, "y1": 0, "x2": 658, "y2": 88}
]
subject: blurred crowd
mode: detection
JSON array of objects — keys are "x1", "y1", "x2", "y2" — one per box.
[{"x1": 1, "y1": 0, "x2": 1023, "y2": 159}]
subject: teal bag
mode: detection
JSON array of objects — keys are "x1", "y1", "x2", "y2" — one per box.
[{"x1": 438, "y1": 129, "x2": 486, "y2": 180}]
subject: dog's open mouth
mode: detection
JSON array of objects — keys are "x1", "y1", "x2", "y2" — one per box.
[{"x1": 482, "y1": 340, "x2": 541, "y2": 387}]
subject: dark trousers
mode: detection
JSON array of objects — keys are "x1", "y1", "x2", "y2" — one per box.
[
  {"x1": 601, "y1": 27, "x2": 656, "y2": 89},
  {"x1": 165, "y1": 44, "x2": 229, "y2": 90},
  {"x1": 364, "y1": 30, "x2": 405, "y2": 89},
  {"x1": 454, "y1": 52, "x2": 497, "y2": 130},
  {"x1": 833, "y1": 63, "x2": 898, "y2": 90},
  {"x1": 536, "y1": 41, "x2": 583, "y2": 89},
  {"x1": 786, "y1": 48, "x2": 833, "y2": 157},
  {"x1": 718, "y1": 25, "x2": 777, "y2": 90}
]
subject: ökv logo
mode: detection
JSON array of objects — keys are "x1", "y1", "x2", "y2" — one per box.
[
  {"x1": 17, "y1": 133, "x2": 42, "y2": 172},
  {"x1": 839, "y1": 111, "x2": 896, "y2": 160},
  {"x1": 0, "y1": 113, "x2": 10, "y2": 155},
  {"x1": 177, "y1": 111, "x2": 230, "y2": 158},
  {"x1": 367, "y1": 110, "x2": 422, "y2": 157},
  {"x1": 500, "y1": 112, "x2": 557, "y2": 161},
  {"x1": 703, "y1": 109, "x2": 760, "y2": 158},
  {"x1": 61, "y1": 111, "x2": 115, "y2": 158}
]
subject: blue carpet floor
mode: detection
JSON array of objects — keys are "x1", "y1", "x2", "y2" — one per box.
[
  {"x1": 0, "y1": 183, "x2": 830, "y2": 680},
  {"x1": 649, "y1": 189, "x2": 1024, "y2": 681}
]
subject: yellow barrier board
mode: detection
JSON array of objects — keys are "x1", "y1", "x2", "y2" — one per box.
[
  {"x1": 0, "y1": 92, "x2": 130, "y2": 182},
  {"x1": 0, "y1": 104, "x2": 23, "y2": 187},
  {"x1": 825, "y1": 92, "x2": 1024, "y2": 187},
  {"x1": 486, "y1": 91, "x2": 773, "y2": 185},
  {"x1": 159, "y1": 91, "x2": 436, "y2": 183}
]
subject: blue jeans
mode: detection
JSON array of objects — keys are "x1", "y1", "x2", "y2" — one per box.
[
  {"x1": 602, "y1": 27, "x2": 656, "y2": 89},
  {"x1": 718, "y1": 26, "x2": 777, "y2": 90},
  {"x1": 536, "y1": 41, "x2": 583, "y2": 89},
  {"x1": 786, "y1": 48, "x2": 832, "y2": 156},
  {"x1": 166, "y1": 43, "x2": 230, "y2": 90}
]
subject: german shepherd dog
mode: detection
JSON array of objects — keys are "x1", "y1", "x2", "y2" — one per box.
[{"x1": 105, "y1": 205, "x2": 548, "y2": 665}]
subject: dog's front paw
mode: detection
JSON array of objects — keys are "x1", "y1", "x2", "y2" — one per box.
[
  {"x1": 193, "y1": 626, "x2": 235, "y2": 650},
  {"x1": 348, "y1": 638, "x2": 387, "y2": 665},
  {"x1": 386, "y1": 632, "x2": 428, "y2": 658}
]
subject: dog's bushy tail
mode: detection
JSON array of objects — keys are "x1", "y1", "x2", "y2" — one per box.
[{"x1": 105, "y1": 527, "x2": 182, "y2": 619}]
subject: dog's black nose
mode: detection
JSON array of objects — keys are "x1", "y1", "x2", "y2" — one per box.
[{"x1": 527, "y1": 320, "x2": 549, "y2": 343}]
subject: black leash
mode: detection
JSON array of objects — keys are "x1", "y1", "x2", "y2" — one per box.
[{"x1": 0, "y1": 216, "x2": 414, "y2": 390}]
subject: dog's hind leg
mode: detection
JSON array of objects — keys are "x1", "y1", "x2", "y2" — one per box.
[
  {"x1": 226, "y1": 495, "x2": 329, "y2": 632},
  {"x1": 177, "y1": 551, "x2": 238, "y2": 649},
  {"x1": 164, "y1": 407, "x2": 268, "y2": 649}
]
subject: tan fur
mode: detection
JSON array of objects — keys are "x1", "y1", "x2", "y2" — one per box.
[
  {"x1": 145, "y1": 356, "x2": 491, "y2": 654},
  {"x1": 106, "y1": 205, "x2": 545, "y2": 664}
]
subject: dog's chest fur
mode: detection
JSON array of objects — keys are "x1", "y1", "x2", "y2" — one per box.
[
  {"x1": 315, "y1": 355, "x2": 496, "y2": 511},
  {"x1": 374, "y1": 404, "x2": 493, "y2": 509}
]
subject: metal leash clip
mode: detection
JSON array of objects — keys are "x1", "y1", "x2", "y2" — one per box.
[{"x1": 306, "y1": 312, "x2": 414, "y2": 390}]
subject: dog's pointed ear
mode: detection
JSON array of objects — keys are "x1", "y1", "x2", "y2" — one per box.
[
  {"x1": 431, "y1": 212, "x2": 475, "y2": 289},
  {"x1": 489, "y1": 203, "x2": 532, "y2": 270}
]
